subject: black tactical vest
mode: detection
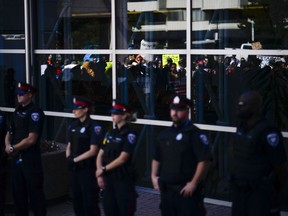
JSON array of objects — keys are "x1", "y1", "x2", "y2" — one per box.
[
  {"x1": 102, "y1": 126, "x2": 136, "y2": 181},
  {"x1": 232, "y1": 119, "x2": 272, "y2": 180},
  {"x1": 158, "y1": 123, "x2": 199, "y2": 184},
  {"x1": 70, "y1": 118, "x2": 95, "y2": 168}
]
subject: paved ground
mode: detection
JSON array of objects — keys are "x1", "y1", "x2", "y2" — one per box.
[{"x1": 5, "y1": 187, "x2": 232, "y2": 216}]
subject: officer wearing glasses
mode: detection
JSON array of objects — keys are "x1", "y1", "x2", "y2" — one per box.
[{"x1": 5, "y1": 82, "x2": 46, "y2": 216}]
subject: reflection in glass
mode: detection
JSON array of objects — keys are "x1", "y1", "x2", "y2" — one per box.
[
  {"x1": 116, "y1": 53, "x2": 187, "y2": 120},
  {"x1": 0, "y1": 0, "x2": 25, "y2": 49},
  {"x1": 0, "y1": 54, "x2": 25, "y2": 107},
  {"x1": 191, "y1": 54, "x2": 288, "y2": 131},
  {"x1": 125, "y1": 1, "x2": 187, "y2": 49},
  {"x1": 191, "y1": 0, "x2": 288, "y2": 49},
  {"x1": 37, "y1": 0, "x2": 111, "y2": 49},
  {"x1": 36, "y1": 54, "x2": 112, "y2": 114}
]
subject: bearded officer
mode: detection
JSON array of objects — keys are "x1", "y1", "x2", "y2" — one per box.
[{"x1": 151, "y1": 95, "x2": 212, "y2": 216}]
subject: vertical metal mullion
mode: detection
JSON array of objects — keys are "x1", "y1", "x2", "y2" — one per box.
[
  {"x1": 186, "y1": 0, "x2": 192, "y2": 100},
  {"x1": 111, "y1": 0, "x2": 117, "y2": 100},
  {"x1": 29, "y1": 0, "x2": 34, "y2": 84},
  {"x1": 24, "y1": 0, "x2": 31, "y2": 83}
]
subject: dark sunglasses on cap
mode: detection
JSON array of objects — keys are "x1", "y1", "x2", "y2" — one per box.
[{"x1": 16, "y1": 90, "x2": 29, "y2": 96}]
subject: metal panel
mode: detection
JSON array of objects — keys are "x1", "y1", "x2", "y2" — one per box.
[{"x1": 202, "y1": 0, "x2": 248, "y2": 10}]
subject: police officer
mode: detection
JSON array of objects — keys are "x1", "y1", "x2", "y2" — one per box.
[
  {"x1": 0, "y1": 111, "x2": 6, "y2": 216},
  {"x1": 66, "y1": 96, "x2": 103, "y2": 216},
  {"x1": 231, "y1": 90, "x2": 287, "y2": 216},
  {"x1": 5, "y1": 82, "x2": 46, "y2": 216},
  {"x1": 151, "y1": 95, "x2": 211, "y2": 216},
  {"x1": 96, "y1": 100, "x2": 138, "y2": 216}
]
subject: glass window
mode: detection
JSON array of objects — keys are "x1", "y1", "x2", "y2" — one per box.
[
  {"x1": 35, "y1": 54, "x2": 111, "y2": 114},
  {"x1": 0, "y1": 54, "x2": 25, "y2": 107},
  {"x1": 36, "y1": 0, "x2": 111, "y2": 49},
  {"x1": 191, "y1": 54, "x2": 288, "y2": 130},
  {"x1": 191, "y1": 0, "x2": 288, "y2": 49},
  {"x1": 116, "y1": 53, "x2": 187, "y2": 120},
  {"x1": 0, "y1": 0, "x2": 25, "y2": 49},
  {"x1": 126, "y1": 1, "x2": 187, "y2": 49}
]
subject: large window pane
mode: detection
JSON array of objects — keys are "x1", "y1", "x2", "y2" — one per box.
[
  {"x1": 191, "y1": 54, "x2": 288, "y2": 131},
  {"x1": 116, "y1": 53, "x2": 187, "y2": 120},
  {"x1": 192, "y1": 0, "x2": 288, "y2": 49},
  {"x1": 0, "y1": 0, "x2": 25, "y2": 49},
  {"x1": 125, "y1": 0, "x2": 187, "y2": 49},
  {"x1": 0, "y1": 54, "x2": 25, "y2": 107},
  {"x1": 35, "y1": 54, "x2": 111, "y2": 113},
  {"x1": 36, "y1": 0, "x2": 111, "y2": 49}
]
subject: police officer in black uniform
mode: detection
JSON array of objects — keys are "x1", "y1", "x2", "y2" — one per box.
[
  {"x1": 231, "y1": 90, "x2": 287, "y2": 216},
  {"x1": 151, "y1": 95, "x2": 211, "y2": 216},
  {"x1": 96, "y1": 100, "x2": 138, "y2": 216},
  {"x1": 66, "y1": 96, "x2": 103, "y2": 216},
  {"x1": 5, "y1": 82, "x2": 46, "y2": 216},
  {"x1": 0, "y1": 111, "x2": 6, "y2": 216}
]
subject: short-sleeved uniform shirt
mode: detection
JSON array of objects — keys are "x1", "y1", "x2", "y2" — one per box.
[
  {"x1": 232, "y1": 118, "x2": 287, "y2": 180},
  {"x1": 101, "y1": 124, "x2": 137, "y2": 181},
  {"x1": 153, "y1": 120, "x2": 211, "y2": 184},
  {"x1": 0, "y1": 111, "x2": 6, "y2": 162},
  {"x1": 10, "y1": 102, "x2": 45, "y2": 170},
  {"x1": 67, "y1": 117, "x2": 103, "y2": 168}
]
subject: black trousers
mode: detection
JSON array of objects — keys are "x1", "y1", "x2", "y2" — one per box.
[
  {"x1": 159, "y1": 183, "x2": 205, "y2": 216},
  {"x1": 71, "y1": 168, "x2": 100, "y2": 216},
  {"x1": 11, "y1": 161, "x2": 46, "y2": 216},
  {"x1": 102, "y1": 178, "x2": 137, "y2": 216},
  {"x1": 231, "y1": 179, "x2": 272, "y2": 216},
  {"x1": 0, "y1": 162, "x2": 6, "y2": 216}
]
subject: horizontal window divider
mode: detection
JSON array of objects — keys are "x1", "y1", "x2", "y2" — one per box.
[
  {"x1": 34, "y1": 49, "x2": 112, "y2": 55},
  {"x1": 31, "y1": 49, "x2": 288, "y2": 56},
  {"x1": 0, "y1": 49, "x2": 25, "y2": 54},
  {"x1": 1, "y1": 107, "x2": 287, "y2": 137}
]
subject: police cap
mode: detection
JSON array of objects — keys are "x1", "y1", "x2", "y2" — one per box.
[
  {"x1": 16, "y1": 82, "x2": 36, "y2": 95},
  {"x1": 169, "y1": 95, "x2": 193, "y2": 110},
  {"x1": 72, "y1": 96, "x2": 94, "y2": 109},
  {"x1": 110, "y1": 100, "x2": 133, "y2": 114}
]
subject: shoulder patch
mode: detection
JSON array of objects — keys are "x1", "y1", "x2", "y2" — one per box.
[
  {"x1": 31, "y1": 112, "x2": 40, "y2": 122},
  {"x1": 94, "y1": 126, "x2": 102, "y2": 135},
  {"x1": 200, "y1": 134, "x2": 209, "y2": 145},
  {"x1": 127, "y1": 133, "x2": 136, "y2": 144},
  {"x1": 266, "y1": 133, "x2": 279, "y2": 147}
]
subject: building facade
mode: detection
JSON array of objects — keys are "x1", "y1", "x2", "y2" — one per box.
[{"x1": 0, "y1": 0, "x2": 288, "y2": 210}]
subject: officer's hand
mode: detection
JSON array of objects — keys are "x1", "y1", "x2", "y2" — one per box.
[
  {"x1": 151, "y1": 176, "x2": 160, "y2": 191},
  {"x1": 96, "y1": 169, "x2": 103, "y2": 178},
  {"x1": 66, "y1": 156, "x2": 75, "y2": 170},
  {"x1": 5, "y1": 146, "x2": 12, "y2": 156},
  {"x1": 180, "y1": 182, "x2": 197, "y2": 197},
  {"x1": 97, "y1": 176, "x2": 105, "y2": 190}
]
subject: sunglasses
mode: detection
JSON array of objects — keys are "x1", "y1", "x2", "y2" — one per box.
[{"x1": 17, "y1": 92, "x2": 28, "y2": 96}]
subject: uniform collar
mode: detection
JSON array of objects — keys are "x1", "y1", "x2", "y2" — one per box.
[
  {"x1": 172, "y1": 120, "x2": 191, "y2": 131},
  {"x1": 116, "y1": 123, "x2": 129, "y2": 133},
  {"x1": 16, "y1": 102, "x2": 34, "y2": 111}
]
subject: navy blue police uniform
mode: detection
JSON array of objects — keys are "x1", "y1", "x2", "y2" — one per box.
[
  {"x1": 100, "y1": 103, "x2": 138, "y2": 216},
  {"x1": 9, "y1": 83, "x2": 46, "y2": 216},
  {"x1": 0, "y1": 111, "x2": 6, "y2": 216},
  {"x1": 152, "y1": 96, "x2": 211, "y2": 216},
  {"x1": 154, "y1": 120, "x2": 211, "y2": 216},
  {"x1": 231, "y1": 118, "x2": 287, "y2": 216},
  {"x1": 67, "y1": 97, "x2": 103, "y2": 216}
]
